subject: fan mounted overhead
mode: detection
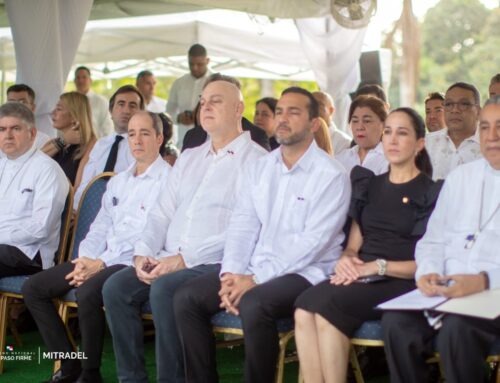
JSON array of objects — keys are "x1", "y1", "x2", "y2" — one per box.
[{"x1": 331, "y1": 0, "x2": 377, "y2": 29}]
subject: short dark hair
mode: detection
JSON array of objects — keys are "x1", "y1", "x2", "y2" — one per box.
[
  {"x1": 256, "y1": 97, "x2": 278, "y2": 114},
  {"x1": 7, "y1": 84, "x2": 35, "y2": 102},
  {"x1": 136, "y1": 70, "x2": 154, "y2": 82},
  {"x1": 281, "y1": 87, "x2": 320, "y2": 119},
  {"x1": 447, "y1": 82, "x2": 480, "y2": 105},
  {"x1": 0, "y1": 102, "x2": 35, "y2": 128},
  {"x1": 188, "y1": 44, "x2": 207, "y2": 57},
  {"x1": 490, "y1": 73, "x2": 500, "y2": 86},
  {"x1": 425, "y1": 92, "x2": 444, "y2": 105},
  {"x1": 74, "y1": 66, "x2": 91, "y2": 77},
  {"x1": 355, "y1": 84, "x2": 388, "y2": 103},
  {"x1": 203, "y1": 73, "x2": 241, "y2": 90},
  {"x1": 158, "y1": 113, "x2": 174, "y2": 157},
  {"x1": 484, "y1": 94, "x2": 500, "y2": 107},
  {"x1": 109, "y1": 85, "x2": 145, "y2": 111},
  {"x1": 348, "y1": 95, "x2": 388, "y2": 123}
]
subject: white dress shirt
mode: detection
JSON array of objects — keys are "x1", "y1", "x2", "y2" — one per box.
[
  {"x1": 329, "y1": 122, "x2": 352, "y2": 156},
  {"x1": 135, "y1": 131, "x2": 267, "y2": 267},
  {"x1": 146, "y1": 96, "x2": 167, "y2": 113},
  {"x1": 426, "y1": 128, "x2": 482, "y2": 180},
  {"x1": 86, "y1": 90, "x2": 114, "y2": 138},
  {"x1": 0, "y1": 146, "x2": 69, "y2": 269},
  {"x1": 166, "y1": 70, "x2": 212, "y2": 146},
  {"x1": 415, "y1": 158, "x2": 500, "y2": 289},
  {"x1": 220, "y1": 140, "x2": 351, "y2": 285},
  {"x1": 74, "y1": 132, "x2": 133, "y2": 209},
  {"x1": 336, "y1": 142, "x2": 388, "y2": 176},
  {"x1": 79, "y1": 156, "x2": 170, "y2": 267}
]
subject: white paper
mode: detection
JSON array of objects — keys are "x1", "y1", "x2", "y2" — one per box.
[
  {"x1": 436, "y1": 289, "x2": 500, "y2": 320},
  {"x1": 377, "y1": 289, "x2": 448, "y2": 311}
]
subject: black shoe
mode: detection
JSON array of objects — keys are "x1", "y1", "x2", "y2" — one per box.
[
  {"x1": 43, "y1": 368, "x2": 81, "y2": 383},
  {"x1": 75, "y1": 370, "x2": 103, "y2": 383}
]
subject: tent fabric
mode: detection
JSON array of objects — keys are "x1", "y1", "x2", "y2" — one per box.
[
  {"x1": 6, "y1": 0, "x2": 93, "y2": 136},
  {"x1": 295, "y1": 16, "x2": 367, "y2": 132}
]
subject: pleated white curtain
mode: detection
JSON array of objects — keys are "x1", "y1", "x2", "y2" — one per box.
[
  {"x1": 295, "y1": 16, "x2": 367, "y2": 134},
  {"x1": 6, "y1": 0, "x2": 93, "y2": 136}
]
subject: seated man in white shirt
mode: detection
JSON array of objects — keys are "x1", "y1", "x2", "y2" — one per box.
[
  {"x1": 382, "y1": 95, "x2": 500, "y2": 383},
  {"x1": 102, "y1": 73, "x2": 267, "y2": 383},
  {"x1": 74, "y1": 66, "x2": 114, "y2": 138},
  {"x1": 6, "y1": 84, "x2": 51, "y2": 149},
  {"x1": 426, "y1": 82, "x2": 482, "y2": 180},
  {"x1": 136, "y1": 70, "x2": 167, "y2": 113},
  {"x1": 0, "y1": 102, "x2": 68, "y2": 277},
  {"x1": 22, "y1": 111, "x2": 170, "y2": 383},
  {"x1": 173, "y1": 86, "x2": 351, "y2": 383},
  {"x1": 73, "y1": 85, "x2": 145, "y2": 209},
  {"x1": 312, "y1": 91, "x2": 352, "y2": 155}
]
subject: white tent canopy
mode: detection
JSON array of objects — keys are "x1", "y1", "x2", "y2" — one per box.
[{"x1": 4, "y1": 0, "x2": 370, "y2": 136}]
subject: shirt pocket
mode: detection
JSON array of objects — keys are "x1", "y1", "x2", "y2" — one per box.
[
  {"x1": 284, "y1": 196, "x2": 309, "y2": 233},
  {"x1": 13, "y1": 188, "x2": 34, "y2": 214}
]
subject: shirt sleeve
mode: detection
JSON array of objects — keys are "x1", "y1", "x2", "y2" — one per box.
[
  {"x1": 250, "y1": 170, "x2": 351, "y2": 284},
  {"x1": 414, "y1": 177, "x2": 451, "y2": 280},
  {"x1": 7, "y1": 164, "x2": 68, "y2": 247}
]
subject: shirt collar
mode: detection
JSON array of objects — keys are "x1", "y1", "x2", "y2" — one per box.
[
  {"x1": 273, "y1": 139, "x2": 318, "y2": 173},
  {"x1": 351, "y1": 142, "x2": 384, "y2": 156},
  {"x1": 443, "y1": 128, "x2": 480, "y2": 144},
  {"x1": 5, "y1": 144, "x2": 37, "y2": 165},
  {"x1": 205, "y1": 131, "x2": 252, "y2": 158},
  {"x1": 127, "y1": 155, "x2": 167, "y2": 179}
]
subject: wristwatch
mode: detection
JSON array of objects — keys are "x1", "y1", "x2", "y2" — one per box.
[{"x1": 375, "y1": 259, "x2": 387, "y2": 276}]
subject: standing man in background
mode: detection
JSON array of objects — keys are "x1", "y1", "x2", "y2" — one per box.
[
  {"x1": 167, "y1": 44, "x2": 212, "y2": 146},
  {"x1": 74, "y1": 66, "x2": 114, "y2": 138},
  {"x1": 136, "y1": 70, "x2": 167, "y2": 113}
]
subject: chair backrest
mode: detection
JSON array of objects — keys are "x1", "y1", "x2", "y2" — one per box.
[
  {"x1": 55, "y1": 181, "x2": 74, "y2": 265},
  {"x1": 67, "y1": 172, "x2": 114, "y2": 261}
]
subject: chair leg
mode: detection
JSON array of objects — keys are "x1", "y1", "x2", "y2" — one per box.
[
  {"x1": 275, "y1": 331, "x2": 295, "y2": 383},
  {"x1": 7, "y1": 314, "x2": 23, "y2": 347},
  {"x1": 349, "y1": 346, "x2": 365, "y2": 383},
  {"x1": 495, "y1": 361, "x2": 500, "y2": 383},
  {"x1": 0, "y1": 295, "x2": 10, "y2": 374},
  {"x1": 54, "y1": 302, "x2": 77, "y2": 373}
]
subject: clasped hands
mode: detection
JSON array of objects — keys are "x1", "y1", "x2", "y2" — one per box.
[
  {"x1": 134, "y1": 254, "x2": 186, "y2": 285},
  {"x1": 417, "y1": 273, "x2": 487, "y2": 298},
  {"x1": 330, "y1": 251, "x2": 377, "y2": 286},
  {"x1": 65, "y1": 257, "x2": 105, "y2": 287},
  {"x1": 218, "y1": 273, "x2": 256, "y2": 316}
]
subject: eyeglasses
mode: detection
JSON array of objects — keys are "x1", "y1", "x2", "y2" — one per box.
[{"x1": 443, "y1": 101, "x2": 477, "y2": 111}]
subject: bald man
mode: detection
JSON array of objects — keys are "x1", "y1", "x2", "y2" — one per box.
[
  {"x1": 103, "y1": 73, "x2": 267, "y2": 383},
  {"x1": 313, "y1": 91, "x2": 352, "y2": 156}
]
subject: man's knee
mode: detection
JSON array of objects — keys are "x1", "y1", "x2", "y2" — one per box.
[
  {"x1": 102, "y1": 267, "x2": 133, "y2": 307},
  {"x1": 173, "y1": 283, "x2": 200, "y2": 317}
]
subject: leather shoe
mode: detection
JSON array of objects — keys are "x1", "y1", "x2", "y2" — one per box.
[{"x1": 43, "y1": 368, "x2": 81, "y2": 383}]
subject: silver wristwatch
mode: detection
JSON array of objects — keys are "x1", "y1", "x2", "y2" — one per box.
[{"x1": 375, "y1": 259, "x2": 387, "y2": 276}]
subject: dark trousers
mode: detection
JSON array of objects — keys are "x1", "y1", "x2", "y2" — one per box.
[
  {"x1": 0, "y1": 244, "x2": 42, "y2": 277},
  {"x1": 22, "y1": 262, "x2": 126, "y2": 370},
  {"x1": 102, "y1": 263, "x2": 220, "y2": 383},
  {"x1": 382, "y1": 310, "x2": 500, "y2": 383},
  {"x1": 173, "y1": 272, "x2": 311, "y2": 383}
]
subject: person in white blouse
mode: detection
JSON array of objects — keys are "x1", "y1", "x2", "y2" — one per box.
[
  {"x1": 312, "y1": 91, "x2": 352, "y2": 155},
  {"x1": 0, "y1": 102, "x2": 68, "y2": 277},
  {"x1": 426, "y1": 82, "x2": 482, "y2": 180},
  {"x1": 382, "y1": 96, "x2": 500, "y2": 383},
  {"x1": 73, "y1": 85, "x2": 145, "y2": 209},
  {"x1": 74, "y1": 66, "x2": 114, "y2": 139},
  {"x1": 22, "y1": 111, "x2": 171, "y2": 383},
  {"x1": 102, "y1": 73, "x2": 267, "y2": 383},
  {"x1": 166, "y1": 44, "x2": 212, "y2": 146},
  {"x1": 173, "y1": 86, "x2": 351, "y2": 383},
  {"x1": 135, "y1": 70, "x2": 167, "y2": 113},
  {"x1": 336, "y1": 95, "x2": 389, "y2": 175}
]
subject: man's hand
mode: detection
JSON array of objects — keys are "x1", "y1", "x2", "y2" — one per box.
[
  {"x1": 134, "y1": 255, "x2": 160, "y2": 285},
  {"x1": 148, "y1": 255, "x2": 186, "y2": 279},
  {"x1": 219, "y1": 273, "x2": 256, "y2": 315},
  {"x1": 434, "y1": 274, "x2": 487, "y2": 298},
  {"x1": 177, "y1": 111, "x2": 194, "y2": 125},
  {"x1": 65, "y1": 257, "x2": 105, "y2": 287},
  {"x1": 416, "y1": 273, "x2": 442, "y2": 296}
]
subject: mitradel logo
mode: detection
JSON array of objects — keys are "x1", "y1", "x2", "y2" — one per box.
[{"x1": 1, "y1": 346, "x2": 87, "y2": 363}]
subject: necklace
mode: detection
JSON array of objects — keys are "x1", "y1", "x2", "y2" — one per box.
[
  {"x1": 464, "y1": 173, "x2": 500, "y2": 249},
  {"x1": 0, "y1": 149, "x2": 37, "y2": 198}
]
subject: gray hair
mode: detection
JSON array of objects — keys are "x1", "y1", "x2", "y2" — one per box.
[
  {"x1": 0, "y1": 102, "x2": 35, "y2": 129},
  {"x1": 484, "y1": 95, "x2": 500, "y2": 107}
]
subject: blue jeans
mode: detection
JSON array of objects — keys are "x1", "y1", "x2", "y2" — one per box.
[{"x1": 103, "y1": 263, "x2": 221, "y2": 383}]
